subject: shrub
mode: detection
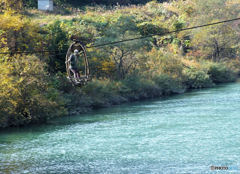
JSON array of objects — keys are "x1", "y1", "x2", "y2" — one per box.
[
  {"x1": 122, "y1": 74, "x2": 160, "y2": 100},
  {"x1": 147, "y1": 48, "x2": 184, "y2": 79},
  {"x1": 138, "y1": 22, "x2": 167, "y2": 36},
  {"x1": 206, "y1": 63, "x2": 237, "y2": 83},
  {"x1": 153, "y1": 74, "x2": 185, "y2": 94},
  {"x1": 183, "y1": 68, "x2": 214, "y2": 89},
  {"x1": 0, "y1": 13, "x2": 42, "y2": 54},
  {"x1": 227, "y1": 58, "x2": 240, "y2": 75},
  {"x1": 50, "y1": 72, "x2": 73, "y2": 93},
  {"x1": 0, "y1": 0, "x2": 23, "y2": 12},
  {"x1": 82, "y1": 79, "x2": 127, "y2": 107},
  {"x1": 0, "y1": 55, "x2": 66, "y2": 128}
]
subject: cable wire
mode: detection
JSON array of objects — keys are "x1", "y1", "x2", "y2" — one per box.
[
  {"x1": 0, "y1": 17, "x2": 239, "y2": 55},
  {"x1": 87, "y1": 17, "x2": 240, "y2": 48}
]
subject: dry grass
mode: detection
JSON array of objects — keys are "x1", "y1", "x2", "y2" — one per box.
[{"x1": 25, "y1": 9, "x2": 79, "y2": 25}]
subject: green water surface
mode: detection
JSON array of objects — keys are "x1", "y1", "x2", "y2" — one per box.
[{"x1": 1, "y1": 82, "x2": 240, "y2": 173}]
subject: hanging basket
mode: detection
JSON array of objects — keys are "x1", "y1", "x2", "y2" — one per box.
[{"x1": 65, "y1": 41, "x2": 91, "y2": 86}]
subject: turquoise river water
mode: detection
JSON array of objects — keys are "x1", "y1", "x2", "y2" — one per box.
[{"x1": 1, "y1": 82, "x2": 240, "y2": 173}]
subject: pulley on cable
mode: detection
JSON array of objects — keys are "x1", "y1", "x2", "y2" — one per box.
[{"x1": 65, "y1": 40, "x2": 91, "y2": 86}]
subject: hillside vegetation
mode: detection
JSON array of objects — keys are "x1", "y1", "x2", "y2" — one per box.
[
  {"x1": 0, "y1": 0, "x2": 239, "y2": 127},
  {"x1": 23, "y1": 0, "x2": 167, "y2": 8}
]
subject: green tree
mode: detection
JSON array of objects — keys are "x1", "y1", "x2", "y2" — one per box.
[
  {"x1": 45, "y1": 21, "x2": 69, "y2": 73},
  {"x1": 96, "y1": 15, "x2": 151, "y2": 79}
]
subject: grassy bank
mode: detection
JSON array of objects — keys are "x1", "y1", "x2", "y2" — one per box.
[{"x1": 0, "y1": 0, "x2": 239, "y2": 128}]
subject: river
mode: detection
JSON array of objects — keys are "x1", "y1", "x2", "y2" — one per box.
[{"x1": 1, "y1": 82, "x2": 240, "y2": 173}]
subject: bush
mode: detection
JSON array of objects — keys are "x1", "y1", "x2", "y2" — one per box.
[
  {"x1": 0, "y1": 55, "x2": 66, "y2": 128},
  {"x1": 206, "y1": 63, "x2": 237, "y2": 83},
  {"x1": 153, "y1": 74, "x2": 185, "y2": 94},
  {"x1": 0, "y1": 0, "x2": 23, "y2": 12},
  {"x1": 122, "y1": 74, "x2": 160, "y2": 100},
  {"x1": 227, "y1": 58, "x2": 240, "y2": 75},
  {"x1": 63, "y1": 89, "x2": 93, "y2": 114},
  {"x1": 82, "y1": 79, "x2": 127, "y2": 107},
  {"x1": 0, "y1": 13, "x2": 42, "y2": 54},
  {"x1": 147, "y1": 48, "x2": 184, "y2": 79},
  {"x1": 183, "y1": 68, "x2": 214, "y2": 89},
  {"x1": 50, "y1": 72, "x2": 73, "y2": 93},
  {"x1": 138, "y1": 22, "x2": 167, "y2": 36}
]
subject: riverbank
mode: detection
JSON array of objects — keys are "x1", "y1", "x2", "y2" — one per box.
[
  {"x1": 0, "y1": 61, "x2": 237, "y2": 129},
  {"x1": 63, "y1": 63, "x2": 237, "y2": 116}
]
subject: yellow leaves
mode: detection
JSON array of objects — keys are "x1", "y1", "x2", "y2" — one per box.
[
  {"x1": 0, "y1": 30, "x2": 7, "y2": 45},
  {"x1": 0, "y1": 62, "x2": 19, "y2": 107},
  {"x1": 181, "y1": 59, "x2": 201, "y2": 69},
  {"x1": 225, "y1": 0, "x2": 240, "y2": 6},
  {"x1": 0, "y1": 37, "x2": 7, "y2": 45},
  {"x1": 146, "y1": 48, "x2": 184, "y2": 79},
  {"x1": 92, "y1": 57, "x2": 98, "y2": 62},
  {"x1": 0, "y1": 13, "x2": 24, "y2": 30},
  {"x1": 0, "y1": 12, "x2": 41, "y2": 54},
  {"x1": 0, "y1": 0, "x2": 23, "y2": 12},
  {"x1": 60, "y1": 21, "x2": 67, "y2": 29},
  {"x1": 101, "y1": 60, "x2": 115, "y2": 72},
  {"x1": 0, "y1": 54, "x2": 56, "y2": 123}
]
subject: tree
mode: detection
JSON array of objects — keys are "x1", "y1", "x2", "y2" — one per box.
[
  {"x1": 0, "y1": 54, "x2": 66, "y2": 127},
  {"x1": 191, "y1": 25, "x2": 238, "y2": 61},
  {"x1": 44, "y1": 21, "x2": 69, "y2": 73},
  {"x1": 0, "y1": 13, "x2": 42, "y2": 56},
  {"x1": 146, "y1": 48, "x2": 184, "y2": 79},
  {"x1": 96, "y1": 15, "x2": 151, "y2": 79},
  {"x1": 188, "y1": 0, "x2": 240, "y2": 61}
]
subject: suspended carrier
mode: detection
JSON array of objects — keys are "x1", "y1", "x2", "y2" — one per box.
[{"x1": 65, "y1": 41, "x2": 91, "y2": 86}]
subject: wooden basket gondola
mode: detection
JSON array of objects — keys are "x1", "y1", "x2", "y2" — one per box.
[{"x1": 65, "y1": 41, "x2": 91, "y2": 86}]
